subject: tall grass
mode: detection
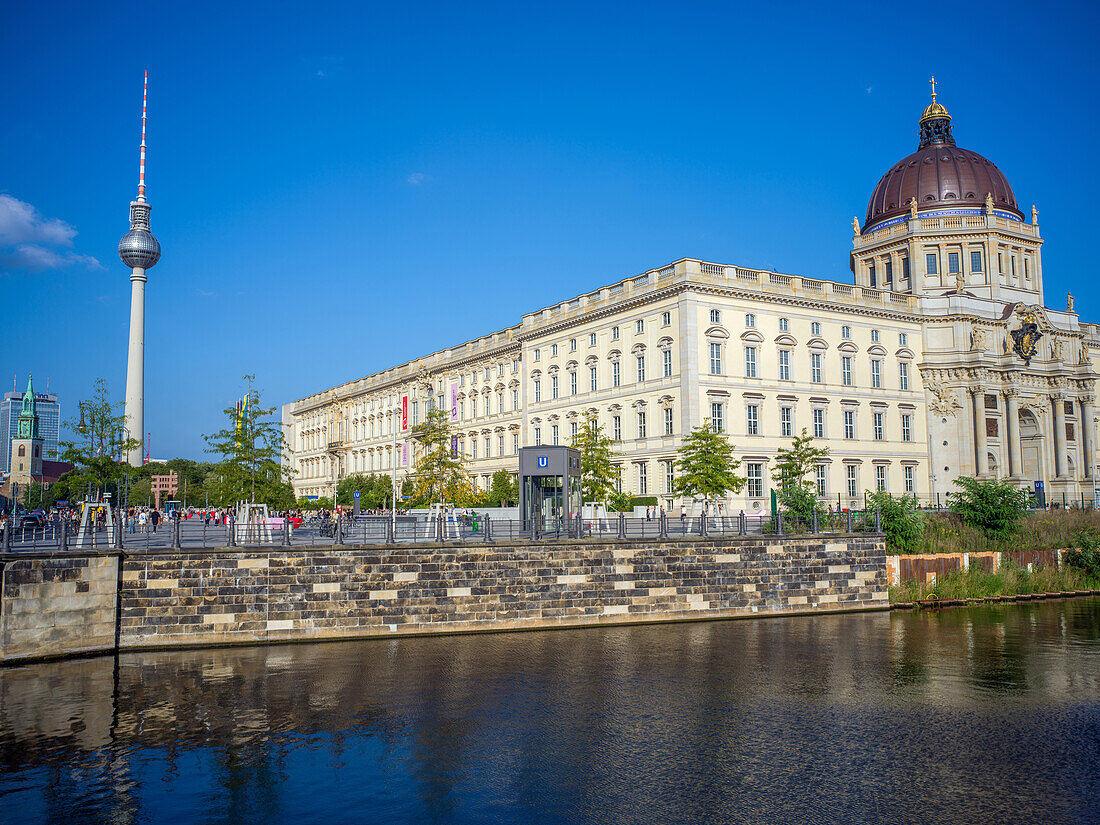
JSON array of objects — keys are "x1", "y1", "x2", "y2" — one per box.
[
  {"x1": 912, "y1": 509, "x2": 1100, "y2": 555},
  {"x1": 890, "y1": 561, "x2": 1100, "y2": 603}
]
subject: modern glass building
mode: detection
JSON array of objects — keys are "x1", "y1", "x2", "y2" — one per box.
[{"x1": 1, "y1": 389, "x2": 60, "y2": 473}]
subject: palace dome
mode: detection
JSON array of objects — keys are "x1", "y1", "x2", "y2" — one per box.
[{"x1": 863, "y1": 91, "x2": 1022, "y2": 231}]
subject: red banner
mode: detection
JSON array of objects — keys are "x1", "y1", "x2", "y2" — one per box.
[{"x1": 402, "y1": 396, "x2": 408, "y2": 430}]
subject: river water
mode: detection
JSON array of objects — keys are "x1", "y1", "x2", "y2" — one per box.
[{"x1": 1, "y1": 600, "x2": 1098, "y2": 824}]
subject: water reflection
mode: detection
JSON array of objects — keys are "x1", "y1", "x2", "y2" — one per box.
[{"x1": 1, "y1": 600, "x2": 1098, "y2": 824}]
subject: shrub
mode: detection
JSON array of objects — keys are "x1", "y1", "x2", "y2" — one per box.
[
  {"x1": 1064, "y1": 531, "x2": 1100, "y2": 578},
  {"x1": 777, "y1": 484, "x2": 822, "y2": 524},
  {"x1": 947, "y1": 476, "x2": 1029, "y2": 538},
  {"x1": 866, "y1": 491, "x2": 924, "y2": 553}
]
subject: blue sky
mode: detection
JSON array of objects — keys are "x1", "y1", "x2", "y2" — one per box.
[{"x1": 2, "y1": 0, "x2": 1098, "y2": 459}]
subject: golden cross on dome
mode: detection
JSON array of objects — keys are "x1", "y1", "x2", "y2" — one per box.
[{"x1": 929, "y1": 75, "x2": 937, "y2": 102}]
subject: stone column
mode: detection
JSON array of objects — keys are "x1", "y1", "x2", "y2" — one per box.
[
  {"x1": 1005, "y1": 390, "x2": 1023, "y2": 479},
  {"x1": 1053, "y1": 393, "x2": 1068, "y2": 478},
  {"x1": 1083, "y1": 396, "x2": 1096, "y2": 480},
  {"x1": 972, "y1": 389, "x2": 989, "y2": 477}
]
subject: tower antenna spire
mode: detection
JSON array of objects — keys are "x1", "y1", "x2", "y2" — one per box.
[
  {"x1": 928, "y1": 75, "x2": 937, "y2": 103},
  {"x1": 138, "y1": 70, "x2": 148, "y2": 201}
]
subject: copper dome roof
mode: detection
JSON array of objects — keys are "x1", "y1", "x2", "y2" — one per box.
[{"x1": 864, "y1": 91, "x2": 1022, "y2": 231}]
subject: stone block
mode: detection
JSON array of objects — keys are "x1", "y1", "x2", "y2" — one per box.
[
  {"x1": 312, "y1": 582, "x2": 340, "y2": 593},
  {"x1": 714, "y1": 554, "x2": 741, "y2": 563},
  {"x1": 613, "y1": 581, "x2": 635, "y2": 590},
  {"x1": 394, "y1": 572, "x2": 418, "y2": 582},
  {"x1": 237, "y1": 557, "x2": 270, "y2": 569},
  {"x1": 828, "y1": 565, "x2": 851, "y2": 574},
  {"x1": 202, "y1": 613, "x2": 236, "y2": 624},
  {"x1": 369, "y1": 590, "x2": 397, "y2": 600},
  {"x1": 557, "y1": 575, "x2": 587, "y2": 585},
  {"x1": 447, "y1": 587, "x2": 472, "y2": 597}
]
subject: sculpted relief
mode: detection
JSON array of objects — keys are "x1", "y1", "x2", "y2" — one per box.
[{"x1": 924, "y1": 376, "x2": 962, "y2": 418}]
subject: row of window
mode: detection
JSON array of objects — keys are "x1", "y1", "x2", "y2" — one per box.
[
  {"x1": 710, "y1": 402, "x2": 914, "y2": 442},
  {"x1": 532, "y1": 314, "x2": 675, "y2": 362},
  {"x1": 710, "y1": 345, "x2": 910, "y2": 389},
  {"x1": 617, "y1": 459, "x2": 915, "y2": 498},
  {"x1": 532, "y1": 407, "x2": 676, "y2": 446},
  {"x1": 533, "y1": 351, "x2": 674, "y2": 401},
  {"x1": 732, "y1": 313, "x2": 909, "y2": 346}
]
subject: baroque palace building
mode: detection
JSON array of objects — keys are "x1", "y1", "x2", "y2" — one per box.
[{"x1": 283, "y1": 86, "x2": 1100, "y2": 511}]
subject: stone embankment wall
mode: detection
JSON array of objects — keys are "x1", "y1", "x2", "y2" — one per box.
[
  {"x1": 2, "y1": 535, "x2": 886, "y2": 663},
  {"x1": 1, "y1": 552, "x2": 119, "y2": 661}
]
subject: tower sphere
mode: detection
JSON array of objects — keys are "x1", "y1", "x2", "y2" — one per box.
[{"x1": 119, "y1": 228, "x2": 161, "y2": 269}]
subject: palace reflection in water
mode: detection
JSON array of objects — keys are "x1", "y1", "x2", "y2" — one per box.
[{"x1": 1, "y1": 600, "x2": 1098, "y2": 824}]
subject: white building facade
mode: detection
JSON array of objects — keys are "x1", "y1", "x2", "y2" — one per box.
[{"x1": 282, "y1": 91, "x2": 1100, "y2": 511}]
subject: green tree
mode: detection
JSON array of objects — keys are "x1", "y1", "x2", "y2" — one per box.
[
  {"x1": 368, "y1": 473, "x2": 394, "y2": 509},
  {"x1": 204, "y1": 375, "x2": 294, "y2": 507},
  {"x1": 570, "y1": 410, "x2": 620, "y2": 503},
  {"x1": 948, "y1": 476, "x2": 1029, "y2": 539},
  {"x1": 673, "y1": 425, "x2": 745, "y2": 502},
  {"x1": 336, "y1": 473, "x2": 376, "y2": 506},
  {"x1": 409, "y1": 405, "x2": 471, "y2": 505},
  {"x1": 771, "y1": 429, "x2": 829, "y2": 492},
  {"x1": 866, "y1": 491, "x2": 925, "y2": 553},
  {"x1": 58, "y1": 378, "x2": 144, "y2": 497},
  {"x1": 487, "y1": 469, "x2": 519, "y2": 506}
]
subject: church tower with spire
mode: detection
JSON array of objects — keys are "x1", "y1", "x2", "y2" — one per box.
[
  {"x1": 10, "y1": 376, "x2": 44, "y2": 484},
  {"x1": 119, "y1": 71, "x2": 161, "y2": 466}
]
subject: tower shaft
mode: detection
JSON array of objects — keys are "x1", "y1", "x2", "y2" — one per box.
[{"x1": 124, "y1": 267, "x2": 147, "y2": 465}]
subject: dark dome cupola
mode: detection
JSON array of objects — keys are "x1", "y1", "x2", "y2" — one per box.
[{"x1": 863, "y1": 80, "x2": 1023, "y2": 232}]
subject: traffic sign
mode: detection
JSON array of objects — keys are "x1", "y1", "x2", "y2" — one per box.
[{"x1": 353, "y1": 490, "x2": 360, "y2": 499}]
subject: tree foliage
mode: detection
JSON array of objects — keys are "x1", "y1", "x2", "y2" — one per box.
[
  {"x1": 487, "y1": 470, "x2": 519, "y2": 507},
  {"x1": 570, "y1": 411, "x2": 620, "y2": 502},
  {"x1": 866, "y1": 491, "x2": 925, "y2": 553},
  {"x1": 771, "y1": 429, "x2": 829, "y2": 492},
  {"x1": 336, "y1": 473, "x2": 394, "y2": 508},
  {"x1": 673, "y1": 425, "x2": 745, "y2": 501},
  {"x1": 204, "y1": 375, "x2": 294, "y2": 507},
  {"x1": 408, "y1": 405, "x2": 471, "y2": 505},
  {"x1": 57, "y1": 378, "x2": 143, "y2": 495},
  {"x1": 948, "y1": 476, "x2": 1029, "y2": 539}
]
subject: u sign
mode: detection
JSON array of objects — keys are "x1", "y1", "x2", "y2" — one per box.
[{"x1": 537, "y1": 456, "x2": 548, "y2": 468}]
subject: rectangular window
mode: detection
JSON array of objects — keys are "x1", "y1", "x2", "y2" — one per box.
[
  {"x1": 570, "y1": 372, "x2": 577, "y2": 395},
  {"x1": 569, "y1": 422, "x2": 577, "y2": 441},
  {"x1": 534, "y1": 348, "x2": 541, "y2": 361},
  {"x1": 663, "y1": 407, "x2": 673, "y2": 435},
  {"x1": 533, "y1": 380, "x2": 541, "y2": 403},
  {"x1": 612, "y1": 361, "x2": 621, "y2": 388},
  {"x1": 589, "y1": 332, "x2": 597, "y2": 347},
  {"x1": 779, "y1": 317, "x2": 789, "y2": 331},
  {"x1": 745, "y1": 347, "x2": 757, "y2": 378},
  {"x1": 552, "y1": 425, "x2": 559, "y2": 445},
  {"x1": 899, "y1": 332, "x2": 908, "y2": 346},
  {"x1": 636, "y1": 320, "x2": 644, "y2": 334},
  {"x1": 779, "y1": 349, "x2": 790, "y2": 381},
  {"x1": 873, "y1": 411, "x2": 884, "y2": 441},
  {"x1": 710, "y1": 309, "x2": 721, "y2": 324},
  {"x1": 811, "y1": 353, "x2": 822, "y2": 383},
  {"x1": 842, "y1": 356, "x2": 852, "y2": 386},
  {"x1": 876, "y1": 465, "x2": 887, "y2": 492},
  {"x1": 534, "y1": 426, "x2": 541, "y2": 445},
  {"x1": 637, "y1": 463, "x2": 648, "y2": 495},
  {"x1": 612, "y1": 415, "x2": 621, "y2": 441},
  {"x1": 899, "y1": 362, "x2": 909, "y2": 390},
  {"x1": 926, "y1": 253, "x2": 938, "y2": 275},
  {"x1": 885, "y1": 260, "x2": 893, "y2": 283},
  {"x1": 513, "y1": 433, "x2": 519, "y2": 454},
  {"x1": 710, "y1": 342, "x2": 723, "y2": 375},
  {"x1": 665, "y1": 460, "x2": 674, "y2": 494},
  {"x1": 551, "y1": 376, "x2": 559, "y2": 399},
  {"x1": 842, "y1": 325, "x2": 851, "y2": 339},
  {"x1": 869, "y1": 263, "x2": 876, "y2": 288},
  {"x1": 611, "y1": 326, "x2": 619, "y2": 340},
  {"x1": 846, "y1": 465, "x2": 858, "y2": 498},
  {"x1": 811, "y1": 321, "x2": 821, "y2": 336},
  {"x1": 485, "y1": 367, "x2": 491, "y2": 381},
  {"x1": 662, "y1": 311, "x2": 672, "y2": 326},
  {"x1": 512, "y1": 389, "x2": 519, "y2": 410},
  {"x1": 971, "y1": 250, "x2": 983, "y2": 273},
  {"x1": 746, "y1": 404, "x2": 759, "y2": 436},
  {"x1": 948, "y1": 252, "x2": 960, "y2": 274},
  {"x1": 815, "y1": 465, "x2": 827, "y2": 497},
  {"x1": 904, "y1": 465, "x2": 914, "y2": 493},
  {"x1": 747, "y1": 464, "x2": 763, "y2": 498},
  {"x1": 570, "y1": 338, "x2": 577, "y2": 352},
  {"x1": 901, "y1": 413, "x2": 912, "y2": 442},
  {"x1": 663, "y1": 349, "x2": 673, "y2": 378},
  {"x1": 902, "y1": 257, "x2": 910, "y2": 279},
  {"x1": 745, "y1": 313, "x2": 756, "y2": 328},
  {"x1": 871, "y1": 359, "x2": 881, "y2": 388},
  {"x1": 844, "y1": 410, "x2": 855, "y2": 440},
  {"x1": 551, "y1": 345, "x2": 558, "y2": 357},
  {"x1": 637, "y1": 411, "x2": 647, "y2": 439},
  {"x1": 711, "y1": 402, "x2": 724, "y2": 433},
  {"x1": 471, "y1": 440, "x2": 478, "y2": 459},
  {"x1": 485, "y1": 436, "x2": 491, "y2": 457},
  {"x1": 813, "y1": 408, "x2": 825, "y2": 438},
  {"x1": 590, "y1": 367, "x2": 598, "y2": 392},
  {"x1": 781, "y1": 406, "x2": 792, "y2": 437},
  {"x1": 412, "y1": 401, "x2": 419, "y2": 425},
  {"x1": 636, "y1": 356, "x2": 646, "y2": 383},
  {"x1": 871, "y1": 329, "x2": 880, "y2": 343}
]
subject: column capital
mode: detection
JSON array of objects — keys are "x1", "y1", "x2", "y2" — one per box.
[{"x1": 1003, "y1": 387, "x2": 1020, "y2": 400}]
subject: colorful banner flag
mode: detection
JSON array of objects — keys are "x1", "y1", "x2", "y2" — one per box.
[
  {"x1": 451, "y1": 382, "x2": 458, "y2": 421},
  {"x1": 403, "y1": 442, "x2": 408, "y2": 465},
  {"x1": 402, "y1": 396, "x2": 408, "y2": 430},
  {"x1": 451, "y1": 435, "x2": 458, "y2": 457}
]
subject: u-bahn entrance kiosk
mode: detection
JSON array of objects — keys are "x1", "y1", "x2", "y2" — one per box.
[{"x1": 518, "y1": 446, "x2": 583, "y2": 537}]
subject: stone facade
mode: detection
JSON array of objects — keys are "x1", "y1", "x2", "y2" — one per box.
[
  {"x1": 1, "y1": 536, "x2": 886, "y2": 662},
  {"x1": 0, "y1": 552, "x2": 118, "y2": 661}
]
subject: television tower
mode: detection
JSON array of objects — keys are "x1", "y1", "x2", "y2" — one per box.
[{"x1": 119, "y1": 71, "x2": 161, "y2": 466}]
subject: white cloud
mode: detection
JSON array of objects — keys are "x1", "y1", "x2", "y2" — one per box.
[
  {"x1": 866, "y1": 86, "x2": 873, "y2": 94},
  {"x1": 0, "y1": 194, "x2": 100, "y2": 272},
  {"x1": 316, "y1": 70, "x2": 326, "y2": 77},
  {"x1": 407, "y1": 172, "x2": 429, "y2": 185}
]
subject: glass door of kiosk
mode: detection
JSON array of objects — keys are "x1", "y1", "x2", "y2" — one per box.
[
  {"x1": 519, "y1": 447, "x2": 583, "y2": 538},
  {"x1": 524, "y1": 475, "x2": 564, "y2": 532}
]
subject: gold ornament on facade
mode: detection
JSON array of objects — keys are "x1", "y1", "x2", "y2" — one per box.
[{"x1": 1010, "y1": 309, "x2": 1042, "y2": 366}]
